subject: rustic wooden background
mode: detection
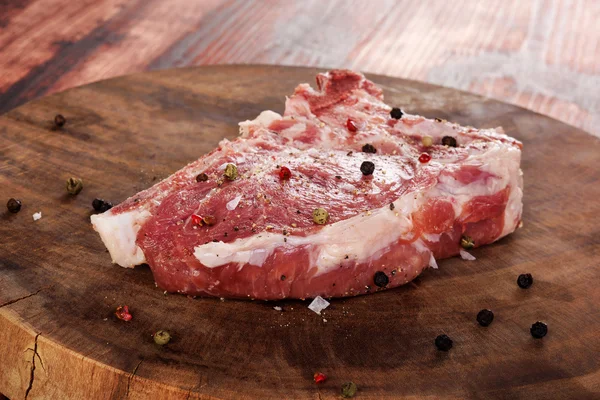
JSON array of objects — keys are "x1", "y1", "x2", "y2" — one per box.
[{"x1": 1, "y1": 0, "x2": 599, "y2": 137}]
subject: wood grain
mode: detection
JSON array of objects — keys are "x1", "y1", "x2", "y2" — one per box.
[
  {"x1": 1, "y1": 65, "x2": 599, "y2": 399},
  {"x1": 0, "y1": 0, "x2": 599, "y2": 137}
]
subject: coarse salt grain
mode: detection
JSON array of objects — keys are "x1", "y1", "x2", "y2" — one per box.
[
  {"x1": 460, "y1": 249, "x2": 476, "y2": 261},
  {"x1": 308, "y1": 296, "x2": 330, "y2": 315},
  {"x1": 226, "y1": 195, "x2": 242, "y2": 211},
  {"x1": 273, "y1": 306, "x2": 282, "y2": 311},
  {"x1": 429, "y1": 253, "x2": 439, "y2": 269},
  {"x1": 32, "y1": 212, "x2": 42, "y2": 221}
]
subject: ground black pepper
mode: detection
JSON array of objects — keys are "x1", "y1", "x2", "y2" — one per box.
[
  {"x1": 435, "y1": 334, "x2": 453, "y2": 351},
  {"x1": 390, "y1": 203, "x2": 395, "y2": 210},
  {"x1": 360, "y1": 161, "x2": 375, "y2": 176},
  {"x1": 390, "y1": 107, "x2": 403, "y2": 119},
  {"x1": 335, "y1": 175, "x2": 342, "y2": 179},
  {"x1": 373, "y1": 271, "x2": 389, "y2": 287},
  {"x1": 517, "y1": 273, "x2": 533, "y2": 289},
  {"x1": 280, "y1": 275, "x2": 286, "y2": 281},
  {"x1": 477, "y1": 309, "x2": 494, "y2": 327},
  {"x1": 7, "y1": 198, "x2": 22, "y2": 213},
  {"x1": 92, "y1": 198, "x2": 113, "y2": 213}
]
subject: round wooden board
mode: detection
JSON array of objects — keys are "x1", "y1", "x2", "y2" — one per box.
[{"x1": 1, "y1": 65, "x2": 599, "y2": 400}]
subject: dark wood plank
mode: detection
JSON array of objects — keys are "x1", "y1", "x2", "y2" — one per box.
[{"x1": 0, "y1": 65, "x2": 599, "y2": 399}]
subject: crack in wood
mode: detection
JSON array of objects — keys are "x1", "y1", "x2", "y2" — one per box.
[
  {"x1": 0, "y1": 287, "x2": 47, "y2": 309},
  {"x1": 23, "y1": 348, "x2": 46, "y2": 372},
  {"x1": 125, "y1": 360, "x2": 143, "y2": 398},
  {"x1": 24, "y1": 333, "x2": 41, "y2": 400}
]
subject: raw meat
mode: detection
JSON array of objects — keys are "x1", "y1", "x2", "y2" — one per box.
[{"x1": 91, "y1": 70, "x2": 523, "y2": 300}]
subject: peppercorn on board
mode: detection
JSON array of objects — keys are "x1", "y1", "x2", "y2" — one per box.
[
  {"x1": 91, "y1": 70, "x2": 523, "y2": 300},
  {"x1": 1, "y1": 66, "x2": 599, "y2": 400}
]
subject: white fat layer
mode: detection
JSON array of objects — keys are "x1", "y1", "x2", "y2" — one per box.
[
  {"x1": 91, "y1": 210, "x2": 150, "y2": 268},
  {"x1": 195, "y1": 193, "x2": 423, "y2": 275},
  {"x1": 194, "y1": 143, "x2": 522, "y2": 275},
  {"x1": 239, "y1": 110, "x2": 282, "y2": 136}
]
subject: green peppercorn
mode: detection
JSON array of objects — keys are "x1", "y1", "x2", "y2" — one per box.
[
  {"x1": 66, "y1": 177, "x2": 83, "y2": 195},
  {"x1": 341, "y1": 382, "x2": 357, "y2": 398},
  {"x1": 460, "y1": 235, "x2": 474, "y2": 249},
  {"x1": 312, "y1": 208, "x2": 329, "y2": 225},
  {"x1": 153, "y1": 330, "x2": 171, "y2": 345},
  {"x1": 223, "y1": 164, "x2": 238, "y2": 181}
]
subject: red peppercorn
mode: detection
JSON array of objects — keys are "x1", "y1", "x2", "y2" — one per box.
[
  {"x1": 314, "y1": 372, "x2": 327, "y2": 384},
  {"x1": 418, "y1": 153, "x2": 431, "y2": 163},
  {"x1": 346, "y1": 118, "x2": 358, "y2": 132},
  {"x1": 279, "y1": 166, "x2": 292, "y2": 180},
  {"x1": 115, "y1": 305, "x2": 132, "y2": 321},
  {"x1": 191, "y1": 214, "x2": 203, "y2": 225}
]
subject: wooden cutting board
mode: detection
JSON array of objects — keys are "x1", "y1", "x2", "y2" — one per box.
[{"x1": 1, "y1": 65, "x2": 599, "y2": 400}]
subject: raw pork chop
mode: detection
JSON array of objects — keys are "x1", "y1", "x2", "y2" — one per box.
[{"x1": 91, "y1": 70, "x2": 523, "y2": 300}]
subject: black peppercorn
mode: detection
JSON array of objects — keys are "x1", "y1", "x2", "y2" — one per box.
[
  {"x1": 435, "y1": 334, "x2": 453, "y2": 351},
  {"x1": 360, "y1": 161, "x2": 375, "y2": 176},
  {"x1": 477, "y1": 309, "x2": 494, "y2": 327},
  {"x1": 517, "y1": 273, "x2": 533, "y2": 289},
  {"x1": 441, "y1": 136, "x2": 457, "y2": 147},
  {"x1": 7, "y1": 198, "x2": 22, "y2": 213},
  {"x1": 373, "y1": 271, "x2": 389, "y2": 287},
  {"x1": 92, "y1": 198, "x2": 113, "y2": 213},
  {"x1": 530, "y1": 321, "x2": 548, "y2": 339},
  {"x1": 362, "y1": 143, "x2": 377, "y2": 153},
  {"x1": 196, "y1": 173, "x2": 208, "y2": 182},
  {"x1": 54, "y1": 114, "x2": 66, "y2": 128},
  {"x1": 390, "y1": 107, "x2": 403, "y2": 119}
]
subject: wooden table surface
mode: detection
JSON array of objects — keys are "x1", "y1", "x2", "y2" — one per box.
[{"x1": 1, "y1": 0, "x2": 599, "y2": 137}]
